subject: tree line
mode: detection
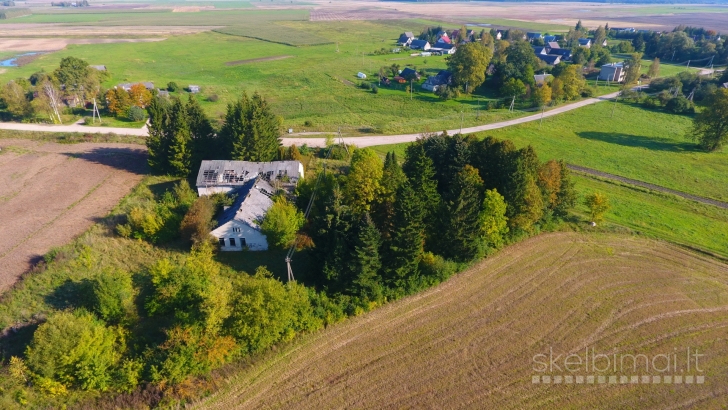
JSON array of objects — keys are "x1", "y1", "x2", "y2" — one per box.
[{"x1": 295, "y1": 133, "x2": 576, "y2": 306}]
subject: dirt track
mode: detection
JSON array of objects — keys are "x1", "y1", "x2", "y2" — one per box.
[
  {"x1": 0, "y1": 139, "x2": 147, "y2": 293},
  {"x1": 0, "y1": 38, "x2": 166, "y2": 52}
]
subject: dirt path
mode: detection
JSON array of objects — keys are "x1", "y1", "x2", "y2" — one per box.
[
  {"x1": 0, "y1": 122, "x2": 148, "y2": 136},
  {"x1": 568, "y1": 164, "x2": 728, "y2": 209},
  {"x1": 0, "y1": 139, "x2": 147, "y2": 293}
]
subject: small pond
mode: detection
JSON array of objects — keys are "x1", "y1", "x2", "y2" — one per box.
[{"x1": 0, "y1": 52, "x2": 39, "y2": 67}]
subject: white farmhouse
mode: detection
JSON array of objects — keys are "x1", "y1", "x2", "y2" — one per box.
[{"x1": 211, "y1": 178, "x2": 275, "y2": 251}]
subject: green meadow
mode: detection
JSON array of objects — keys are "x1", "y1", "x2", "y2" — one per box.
[{"x1": 371, "y1": 102, "x2": 728, "y2": 202}]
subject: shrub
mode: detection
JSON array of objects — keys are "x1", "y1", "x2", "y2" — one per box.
[
  {"x1": 167, "y1": 81, "x2": 179, "y2": 92},
  {"x1": 360, "y1": 82, "x2": 372, "y2": 90},
  {"x1": 371, "y1": 84, "x2": 379, "y2": 94},
  {"x1": 127, "y1": 105, "x2": 146, "y2": 122},
  {"x1": 580, "y1": 87, "x2": 595, "y2": 98},
  {"x1": 260, "y1": 196, "x2": 305, "y2": 249},
  {"x1": 207, "y1": 94, "x2": 219, "y2": 102},
  {"x1": 665, "y1": 96, "x2": 694, "y2": 114},
  {"x1": 179, "y1": 196, "x2": 215, "y2": 246},
  {"x1": 303, "y1": 120, "x2": 313, "y2": 127},
  {"x1": 435, "y1": 85, "x2": 460, "y2": 100},
  {"x1": 92, "y1": 269, "x2": 137, "y2": 324},
  {"x1": 25, "y1": 311, "x2": 122, "y2": 391}
]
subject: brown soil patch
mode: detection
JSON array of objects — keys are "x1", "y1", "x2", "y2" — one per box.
[
  {"x1": 0, "y1": 24, "x2": 217, "y2": 38},
  {"x1": 172, "y1": 6, "x2": 213, "y2": 12},
  {"x1": 0, "y1": 139, "x2": 147, "y2": 293},
  {"x1": 197, "y1": 232, "x2": 728, "y2": 409},
  {"x1": 0, "y1": 37, "x2": 167, "y2": 52},
  {"x1": 310, "y1": 9, "x2": 417, "y2": 21},
  {"x1": 225, "y1": 55, "x2": 293, "y2": 66}
]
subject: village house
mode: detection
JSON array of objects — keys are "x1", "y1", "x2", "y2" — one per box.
[
  {"x1": 409, "y1": 39, "x2": 431, "y2": 50},
  {"x1": 400, "y1": 67, "x2": 420, "y2": 80},
  {"x1": 195, "y1": 159, "x2": 304, "y2": 196},
  {"x1": 533, "y1": 46, "x2": 548, "y2": 55},
  {"x1": 534, "y1": 73, "x2": 553, "y2": 86},
  {"x1": 188, "y1": 85, "x2": 200, "y2": 93},
  {"x1": 117, "y1": 82, "x2": 154, "y2": 92},
  {"x1": 398, "y1": 31, "x2": 414, "y2": 46},
  {"x1": 578, "y1": 38, "x2": 592, "y2": 48},
  {"x1": 527, "y1": 32, "x2": 543, "y2": 41},
  {"x1": 547, "y1": 41, "x2": 560, "y2": 50},
  {"x1": 421, "y1": 70, "x2": 452, "y2": 92},
  {"x1": 549, "y1": 48, "x2": 572, "y2": 60},
  {"x1": 544, "y1": 35, "x2": 557, "y2": 43},
  {"x1": 536, "y1": 54, "x2": 561, "y2": 65},
  {"x1": 599, "y1": 62, "x2": 625, "y2": 82}
]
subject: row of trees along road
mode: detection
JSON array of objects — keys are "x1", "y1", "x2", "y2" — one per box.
[{"x1": 297, "y1": 133, "x2": 577, "y2": 301}]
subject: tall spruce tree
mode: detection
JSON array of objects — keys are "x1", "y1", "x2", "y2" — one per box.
[
  {"x1": 221, "y1": 92, "x2": 282, "y2": 162},
  {"x1": 383, "y1": 181, "x2": 425, "y2": 293},
  {"x1": 167, "y1": 98, "x2": 192, "y2": 177},
  {"x1": 146, "y1": 96, "x2": 171, "y2": 174},
  {"x1": 553, "y1": 160, "x2": 577, "y2": 218},
  {"x1": 436, "y1": 165, "x2": 485, "y2": 262},
  {"x1": 350, "y1": 213, "x2": 384, "y2": 302},
  {"x1": 186, "y1": 95, "x2": 217, "y2": 175},
  {"x1": 402, "y1": 141, "x2": 440, "y2": 221},
  {"x1": 371, "y1": 152, "x2": 406, "y2": 240}
]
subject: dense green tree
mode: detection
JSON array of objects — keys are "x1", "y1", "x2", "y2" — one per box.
[
  {"x1": 25, "y1": 311, "x2": 122, "y2": 391},
  {"x1": 221, "y1": 92, "x2": 282, "y2": 162},
  {"x1": 647, "y1": 57, "x2": 660, "y2": 78},
  {"x1": 343, "y1": 148, "x2": 383, "y2": 215},
  {"x1": 690, "y1": 88, "x2": 728, "y2": 151},
  {"x1": 500, "y1": 77, "x2": 526, "y2": 98},
  {"x1": 350, "y1": 214, "x2": 384, "y2": 302},
  {"x1": 383, "y1": 181, "x2": 425, "y2": 290},
  {"x1": 167, "y1": 98, "x2": 192, "y2": 177},
  {"x1": 402, "y1": 140, "x2": 441, "y2": 244},
  {"x1": 225, "y1": 267, "x2": 321, "y2": 354},
  {"x1": 436, "y1": 165, "x2": 485, "y2": 261},
  {"x1": 0, "y1": 80, "x2": 32, "y2": 118},
  {"x1": 480, "y1": 188, "x2": 509, "y2": 249},
  {"x1": 494, "y1": 40, "x2": 539, "y2": 86},
  {"x1": 557, "y1": 65, "x2": 586, "y2": 100},
  {"x1": 261, "y1": 196, "x2": 305, "y2": 249},
  {"x1": 623, "y1": 53, "x2": 643, "y2": 85},
  {"x1": 54, "y1": 56, "x2": 98, "y2": 101},
  {"x1": 446, "y1": 42, "x2": 493, "y2": 92},
  {"x1": 593, "y1": 25, "x2": 607, "y2": 47},
  {"x1": 146, "y1": 96, "x2": 171, "y2": 174},
  {"x1": 584, "y1": 192, "x2": 610, "y2": 224},
  {"x1": 92, "y1": 269, "x2": 136, "y2": 325},
  {"x1": 372, "y1": 152, "x2": 406, "y2": 240},
  {"x1": 186, "y1": 95, "x2": 217, "y2": 173},
  {"x1": 180, "y1": 195, "x2": 215, "y2": 246},
  {"x1": 553, "y1": 160, "x2": 577, "y2": 218}
]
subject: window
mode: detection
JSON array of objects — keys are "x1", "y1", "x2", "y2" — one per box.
[
  {"x1": 218, "y1": 238, "x2": 225, "y2": 246},
  {"x1": 203, "y1": 170, "x2": 218, "y2": 183},
  {"x1": 229, "y1": 238, "x2": 236, "y2": 246},
  {"x1": 233, "y1": 226, "x2": 241, "y2": 233},
  {"x1": 241, "y1": 238, "x2": 247, "y2": 247}
]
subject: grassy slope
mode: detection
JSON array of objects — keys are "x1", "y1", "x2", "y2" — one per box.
[{"x1": 196, "y1": 232, "x2": 728, "y2": 409}]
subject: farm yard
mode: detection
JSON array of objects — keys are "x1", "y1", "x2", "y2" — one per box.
[
  {"x1": 196, "y1": 233, "x2": 728, "y2": 409},
  {"x1": 0, "y1": 138, "x2": 146, "y2": 292}
]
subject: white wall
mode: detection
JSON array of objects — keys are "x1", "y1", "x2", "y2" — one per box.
[{"x1": 211, "y1": 220, "x2": 268, "y2": 251}]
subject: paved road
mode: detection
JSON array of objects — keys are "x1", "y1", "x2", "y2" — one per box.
[
  {"x1": 281, "y1": 91, "x2": 622, "y2": 148},
  {"x1": 0, "y1": 92, "x2": 620, "y2": 144},
  {"x1": 568, "y1": 165, "x2": 728, "y2": 209},
  {"x1": 0, "y1": 121, "x2": 149, "y2": 136}
]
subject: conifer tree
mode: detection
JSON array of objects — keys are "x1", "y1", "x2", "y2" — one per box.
[
  {"x1": 350, "y1": 213, "x2": 384, "y2": 302},
  {"x1": 402, "y1": 141, "x2": 440, "y2": 221},
  {"x1": 436, "y1": 165, "x2": 485, "y2": 262},
  {"x1": 187, "y1": 95, "x2": 217, "y2": 175},
  {"x1": 146, "y1": 96, "x2": 170, "y2": 174},
  {"x1": 167, "y1": 98, "x2": 192, "y2": 177},
  {"x1": 221, "y1": 92, "x2": 282, "y2": 162},
  {"x1": 383, "y1": 181, "x2": 425, "y2": 292},
  {"x1": 372, "y1": 152, "x2": 406, "y2": 240},
  {"x1": 553, "y1": 160, "x2": 577, "y2": 218}
]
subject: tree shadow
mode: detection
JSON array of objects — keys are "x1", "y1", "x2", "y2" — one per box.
[
  {"x1": 43, "y1": 278, "x2": 94, "y2": 311},
  {"x1": 0, "y1": 322, "x2": 39, "y2": 360},
  {"x1": 64, "y1": 146, "x2": 148, "y2": 175},
  {"x1": 577, "y1": 131, "x2": 700, "y2": 153}
]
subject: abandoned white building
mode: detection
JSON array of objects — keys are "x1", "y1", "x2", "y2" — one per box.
[
  {"x1": 195, "y1": 160, "x2": 304, "y2": 196},
  {"x1": 196, "y1": 160, "x2": 304, "y2": 251}
]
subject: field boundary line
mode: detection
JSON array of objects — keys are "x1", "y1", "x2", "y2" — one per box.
[{"x1": 567, "y1": 164, "x2": 728, "y2": 210}]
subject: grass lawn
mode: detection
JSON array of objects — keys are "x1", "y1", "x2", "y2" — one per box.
[
  {"x1": 572, "y1": 175, "x2": 728, "y2": 258},
  {"x1": 371, "y1": 102, "x2": 728, "y2": 202}
]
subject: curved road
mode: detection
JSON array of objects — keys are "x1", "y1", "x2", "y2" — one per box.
[{"x1": 0, "y1": 92, "x2": 620, "y2": 145}]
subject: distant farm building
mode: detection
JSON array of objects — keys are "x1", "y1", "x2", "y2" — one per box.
[
  {"x1": 398, "y1": 31, "x2": 414, "y2": 46},
  {"x1": 188, "y1": 85, "x2": 200, "y2": 93},
  {"x1": 422, "y1": 70, "x2": 452, "y2": 92},
  {"x1": 599, "y1": 62, "x2": 625, "y2": 82},
  {"x1": 536, "y1": 54, "x2": 561, "y2": 65},
  {"x1": 409, "y1": 40, "x2": 431, "y2": 50},
  {"x1": 578, "y1": 38, "x2": 592, "y2": 48},
  {"x1": 195, "y1": 160, "x2": 304, "y2": 196},
  {"x1": 117, "y1": 82, "x2": 154, "y2": 92},
  {"x1": 90, "y1": 65, "x2": 107, "y2": 71}
]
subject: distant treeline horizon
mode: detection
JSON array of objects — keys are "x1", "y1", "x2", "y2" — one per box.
[{"x1": 385, "y1": 0, "x2": 727, "y2": 4}]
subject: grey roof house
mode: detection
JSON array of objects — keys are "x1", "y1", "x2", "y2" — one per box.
[
  {"x1": 409, "y1": 40, "x2": 431, "y2": 50},
  {"x1": 422, "y1": 70, "x2": 452, "y2": 92},
  {"x1": 196, "y1": 160, "x2": 304, "y2": 196},
  {"x1": 398, "y1": 32, "x2": 414, "y2": 46},
  {"x1": 536, "y1": 54, "x2": 561, "y2": 65},
  {"x1": 210, "y1": 178, "x2": 275, "y2": 251}
]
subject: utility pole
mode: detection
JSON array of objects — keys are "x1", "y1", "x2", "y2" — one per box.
[
  {"x1": 540, "y1": 105, "x2": 545, "y2": 127},
  {"x1": 460, "y1": 111, "x2": 463, "y2": 134},
  {"x1": 509, "y1": 96, "x2": 515, "y2": 112},
  {"x1": 476, "y1": 97, "x2": 480, "y2": 120}
]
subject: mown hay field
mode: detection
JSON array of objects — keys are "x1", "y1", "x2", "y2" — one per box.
[{"x1": 196, "y1": 232, "x2": 728, "y2": 409}]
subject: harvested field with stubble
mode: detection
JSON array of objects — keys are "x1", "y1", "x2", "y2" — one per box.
[
  {"x1": 196, "y1": 233, "x2": 728, "y2": 409},
  {"x1": 0, "y1": 139, "x2": 146, "y2": 292}
]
